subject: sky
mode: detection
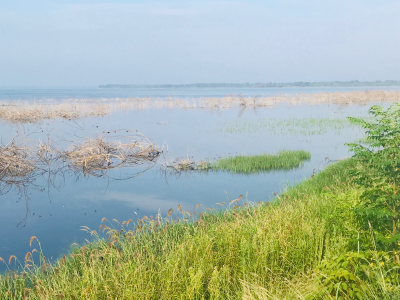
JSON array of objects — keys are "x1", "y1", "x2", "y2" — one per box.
[{"x1": 0, "y1": 0, "x2": 399, "y2": 86}]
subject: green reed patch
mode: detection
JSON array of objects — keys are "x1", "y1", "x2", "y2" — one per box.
[{"x1": 211, "y1": 150, "x2": 311, "y2": 173}]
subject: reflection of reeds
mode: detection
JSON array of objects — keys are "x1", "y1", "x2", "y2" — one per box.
[
  {"x1": 63, "y1": 133, "x2": 160, "y2": 177},
  {"x1": 0, "y1": 132, "x2": 160, "y2": 185},
  {"x1": 1, "y1": 90, "x2": 400, "y2": 123},
  {"x1": 0, "y1": 132, "x2": 160, "y2": 228}
]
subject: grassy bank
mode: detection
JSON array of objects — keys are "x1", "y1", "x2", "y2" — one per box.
[
  {"x1": 0, "y1": 159, "x2": 372, "y2": 299},
  {"x1": 211, "y1": 150, "x2": 311, "y2": 173}
]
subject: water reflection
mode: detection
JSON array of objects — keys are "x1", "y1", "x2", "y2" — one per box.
[{"x1": 0, "y1": 131, "x2": 162, "y2": 233}]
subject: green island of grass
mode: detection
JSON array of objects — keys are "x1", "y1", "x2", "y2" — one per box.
[
  {"x1": 2, "y1": 105, "x2": 400, "y2": 299},
  {"x1": 211, "y1": 150, "x2": 311, "y2": 173}
]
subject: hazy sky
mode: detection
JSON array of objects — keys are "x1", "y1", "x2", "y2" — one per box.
[{"x1": 1, "y1": 0, "x2": 399, "y2": 86}]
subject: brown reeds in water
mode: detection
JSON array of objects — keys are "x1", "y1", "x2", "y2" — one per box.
[
  {"x1": 0, "y1": 131, "x2": 160, "y2": 185},
  {"x1": 0, "y1": 102, "x2": 108, "y2": 123},
  {"x1": 63, "y1": 133, "x2": 160, "y2": 177},
  {"x1": 163, "y1": 157, "x2": 210, "y2": 173},
  {"x1": 0, "y1": 137, "x2": 36, "y2": 183},
  {"x1": 2, "y1": 90, "x2": 400, "y2": 123}
]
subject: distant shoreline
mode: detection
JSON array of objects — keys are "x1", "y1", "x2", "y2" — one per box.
[{"x1": 99, "y1": 80, "x2": 400, "y2": 89}]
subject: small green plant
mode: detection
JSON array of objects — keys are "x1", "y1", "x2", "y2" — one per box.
[{"x1": 347, "y1": 103, "x2": 400, "y2": 249}]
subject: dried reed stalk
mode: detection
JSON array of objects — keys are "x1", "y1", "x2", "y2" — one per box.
[
  {"x1": 64, "y1": 133, "x2": 160, "y2": 176},
  {"x1": 0, "y1": 138, "x2": 36, "y2": 182},
  {"x1": 164, "y1": 158, "x2": 209, "y2": 172}
]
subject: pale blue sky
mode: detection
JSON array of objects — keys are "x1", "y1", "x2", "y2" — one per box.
[{"x1": 0, "y1": 0, "x2": 399, "y2": 86}]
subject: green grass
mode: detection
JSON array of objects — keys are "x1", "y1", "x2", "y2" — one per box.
[
  {"x1": 1, "y1": 158, "x2": 399, "y2": 299},
  {"x1": 211, "y1": 150, "x2": 311, "y2": 173}
]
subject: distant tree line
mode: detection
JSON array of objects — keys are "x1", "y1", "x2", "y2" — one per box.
[{"x1": 99, "y1": 80, "x2": 400, "y2": 89}]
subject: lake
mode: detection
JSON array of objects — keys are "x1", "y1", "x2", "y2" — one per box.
[{"x1": 0, "y1": 86, "x2": 393, "y2": 271}]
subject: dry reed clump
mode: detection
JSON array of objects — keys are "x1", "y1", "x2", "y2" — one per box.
[
  {"x1": 199, "y1": 90, "x2": 400, "y2": 108},
  {"x1": 0, "y1": 131, "x2": 161, "y2": 189},
  {"x1": 63, "y1": 133, "x2": 160, "y2": 176},
  {"x1": 0, "y1": 102, "x2": 108, "y2": 123},
  {"x1": 164, "y1": 158, "x2": 210, "y2": 172},
  {"x1": 0, "y1": 139, "x2": 36, "y2": 182},
  {"x1": 1, "y1": 90, "x2": 400, "y2": 123}
]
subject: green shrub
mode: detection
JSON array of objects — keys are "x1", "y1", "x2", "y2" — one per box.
[
  {"x1": 315, "y1": 250, "x2": 400, "y2": 299},
  {"x1": 347, "y1": 103, "x2": 400, "y2": 250}
]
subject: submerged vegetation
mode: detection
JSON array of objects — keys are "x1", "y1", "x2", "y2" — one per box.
[
  {"x1": 3, "y1": 104, "x2": 400, "y2": 299},
  {"x1": 211, "y1": 150, "x2": 311, "y2": 173},
  {"x1": 221, "y1": 117, "x2": 356, "y2": 135},
  {"x1": 1, "y1": 90, "x2": 400, "y2": 123},
  {"x1": 220, "y1": 117, "x2": 377, "y2": 135}
]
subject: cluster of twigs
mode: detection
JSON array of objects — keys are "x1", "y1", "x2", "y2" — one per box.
[
  {"x1": 0, "y1": 132, "x2": 161, "y2": 185},
  {"x1": 0, "y1": 137, "x2": 36, "y2": 185},
  {"x1": 64, "y1": 133, "x2": 160, "y2": 177}
]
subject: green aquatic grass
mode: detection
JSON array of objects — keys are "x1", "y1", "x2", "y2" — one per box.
[
  {"x1": 211, "y1": 150, "x2": 311, "y2": 173},
  {"x1": 220, "y1": 117, "x2": 373, "y2": 135}
]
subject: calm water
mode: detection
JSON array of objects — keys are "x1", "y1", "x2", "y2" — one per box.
[{"x1": 0, "y1": 87, "x2": 390, "y2": 271}]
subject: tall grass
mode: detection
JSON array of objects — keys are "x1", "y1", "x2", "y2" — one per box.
[
  {"x1": 0, "y1": 158, "x2": 365, "y2": 299},
  {"x1": 211, "y1": 150, "x2": 311, "y2": 173}
]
